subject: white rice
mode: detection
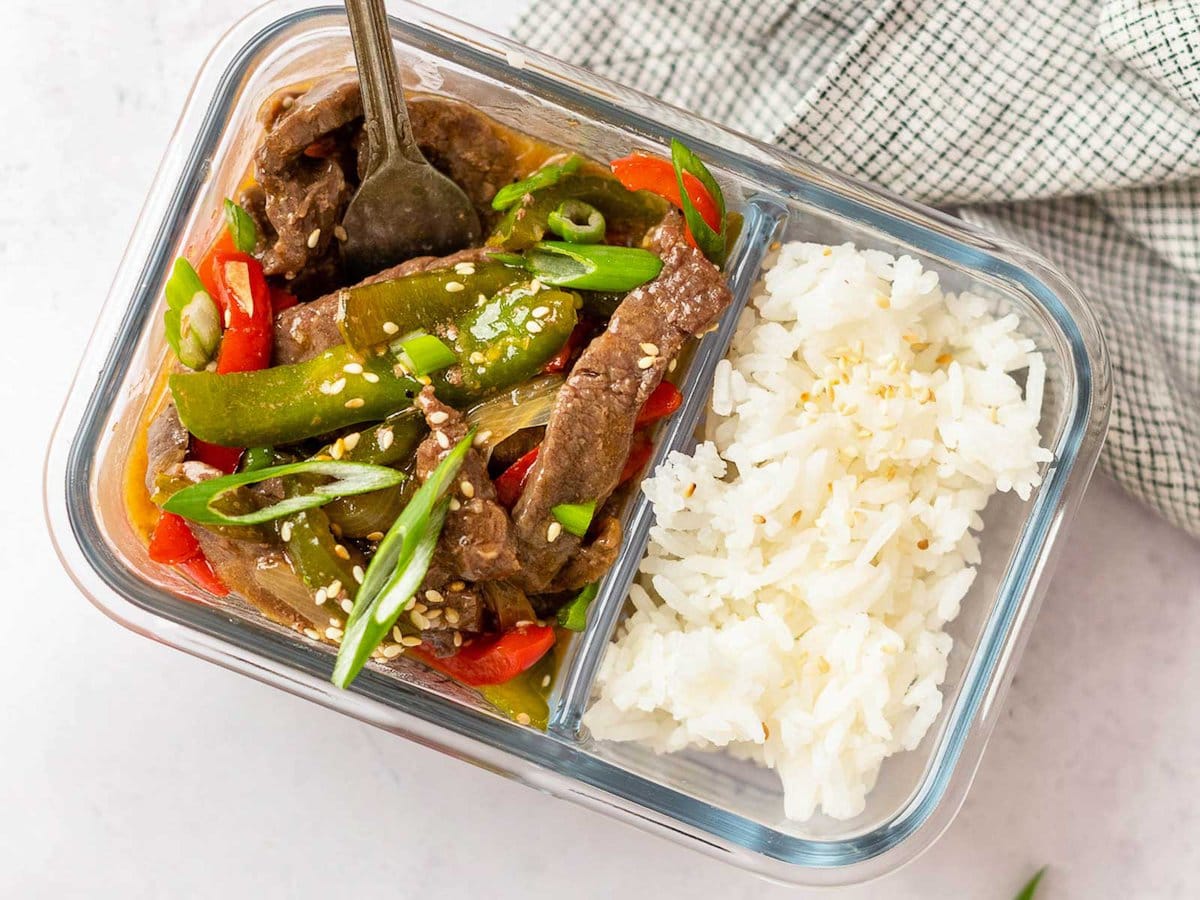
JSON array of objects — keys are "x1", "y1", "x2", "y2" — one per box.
[{"x1": 584, "y1": 242, "x2": 1051, "y2": 821}]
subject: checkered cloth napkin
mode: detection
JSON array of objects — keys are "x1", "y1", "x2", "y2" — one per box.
[{"x1": 515, "y1": 0, "x2": 1200, "y2": 537}]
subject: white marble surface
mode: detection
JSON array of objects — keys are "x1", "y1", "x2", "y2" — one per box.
[{"x1": 6, "y1": 1, "x2": 1200, "y2": 897}]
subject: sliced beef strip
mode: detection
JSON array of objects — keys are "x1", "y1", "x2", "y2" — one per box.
[
  {"x1": 510, "y1": 211, "x2": 733, "y2": 593},
  {"x1": 258, "y1": 73, "x2": 363, "y2": 175},
  {"x1": 489, "y1": 426, "x2": 545, "y2": 472},
  {"x1": 254, "y1": 73, "x2": 518, "y2": 284},
  {"x1": 144, "y1": 402, "x2": 188, "y2": 495},
  {"x1": 260, "y1": 157, "x2": 350, "y2": 279},
  {"x1": 414, "y1": 387, "x2": 519, "y2": 584},
  {"x1": 548, "y1": 515, "x2": 622, "y2": 593},
  {"x1": 402, "y1": 97, "x2": 518, "y2": 225},
  {"x1": 272, "y1": 246, "x2": 497, "y2": 365}
]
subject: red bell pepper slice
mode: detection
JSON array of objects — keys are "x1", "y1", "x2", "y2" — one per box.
[
  {"x1": 197, "y1": 229, "x2": 237, "y2": 299},
  {"x1": 176, "y1": 555, "x2": 230, "y2": 598},
  {"x1": 270, "y1": 285, "x2": 299, "y2": 312},
  {"x1": 541, "y1": 319, "x2": 591, "y2": 374},
  {"x1": 190, "y1": 438, "x2": 243, "y2": 474},
  {"x1": 148, "y1": 512, "x2": 229, "y2": 597},
  {"x1": 148, "y1": 511, "x2": 202, "y2": 565},
  {"x1": 610, "y1": 152, "x2": 721, "y2": 245},
  {"x1": 495, "y1": 445, "x2": 541, "y2": 509},
  {"x1": 411, "y1": 624, "x2": 556, "y2": 686},
  {"x1": 620, "y1": 432, "x2": 654, "y2": 483},
  {"x1": 210, "y1": 252, "x2": 273, "y2": 374},
  {"x1": 635, "y1": 381, "x2": 683, "y2": 427}
]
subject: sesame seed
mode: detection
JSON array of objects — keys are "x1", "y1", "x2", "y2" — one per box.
[
  {"x1": 382, "y1": 321, "x2": 399, "y2": 335},
  {"x1": 410, "y1": 611, "x2": 431, "y2": 630},
  {"x1": 668, "y1": 359, "x2": 677, "y2": 372},
  {"x1": 454, "y1": 262, "x2": 476, "y2": 276},
  {"x1": 637, "y1": 356, "x2": 655, "y2": 369},
  {"x1": 531, "y1": 306, "x2": 550, "y2": 319},
  {"x1": 343, "y1": 432, "x2": 360, "y2": 451},
  {"x1": 223, "y1": 308, "x2": 232, "y2": 328},
  {"x1": 449, "y1": 581, "x2": 466, "y2": 592},
  {"x1": 426, "y1": 608, "x2": 442, "y2": 620},
  {"x1": 367, "y1": 531, "x2": 385, "y2": 542},
  {"x1": 382, "y1": 643, "x2": 405, "y2": 659},
  {"x1": 401, "y1": 635, "x2": 423, "y2": 647},
  {"x1": 460, "y1": 480, "x2": 475, "y2": 499},
  {"x1": 468, "y1": 351, "x2": 485, "y2": 365},
  {"x1": 541, "y1": 675, "x2": 551, "y2": 688},
  {"x1": 683, "y1": 483, "x2": 696, "y2": 498},
  {"x1": 343, "y1": 362, "x2": 363, "y2": 374},
  {"x1": 444, "y1": 280, "x2": 466, "y2": 293},
  {"x1": 363, "y1": 372, "x2": 380, "y2": 383},
  {"x1": 327, "y1": 579, "x2": 342, "y2": 597},
  {"x1": 307, "y1": 228, "x2": 321, "y2": 248},
  {"x1": 546, "y1": 521, "x2": 562, "y2": 542},
  {"x1": 340, "y1": 598, "x2": 353, "y2": 614},
  {"x1": 329, "y1": 439, "x2": 345, "y2": 460},
  {"x1": 352, "y1": 565, "x2": 364, "y2": 584},
  {"x1": 516, "y1": 713, "x2": 532, "y2": 725},
  {"x1": 334, "y1": 224, "x2": 348, "y2": 242},
  {"x1": 318, "y1": 377, "x2": 346, "y2": 395},
  {"x1": 329, "y1": 616, "x2": 343, "y2": 628},
  {"x1": 445, "y1": 608, "x2": 460, "y2": 625},
  {"x1": 334, "y1": 544, "x2": 351, "y2": 560},
  {"x1": 303, "y1": 627, "x2": 320, "y2": 640},
  {"x1": 529, "y1": 278, "x2": 543, "y2": 292},
  {"x1": 526, "y1": 320, "x2": 542, "y2": 334},
  {"x1": 639, "y1": 342, "x2": 659, "y2": 356},
  {"x1": 425, "y1": 589, "x2": 444, "y2": 604},
  {"x1": 280, "y1": 521, "x2": 294, "y2": 542},
  {"x1": 428, "y1": 410, "x2": 450, "y2": 425},
  {"x1": 377, "y1": 427, "x2": 394, "y2": 451},
  {"x1": 392, "y1": 626, "x2": 405, "y2": 642},
  {"x1": 453, "y1": 632, "x2": 463, "y2": 647},
  {"x1": 436, "y1": 431, "x2": 450, "y2": 449},
  {"x1": 344, "y1": 397, "x2": 365, "y2": 409},
  {"x1": 473, "y1": 430, "x2": 492, "y2": 446},
  {"x1": 325, "y1": 626, "x2": 343, "y2": 640},
  {"x1": 315, "y1": 588, "x2": 328, "y2": 606},
  {"x1": 449, "y1": 497, "x2": 461, "y2": 512}
]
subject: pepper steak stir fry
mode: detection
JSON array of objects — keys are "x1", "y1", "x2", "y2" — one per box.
[{"x1": 141, "y1": 72, "x2": 734, "y2": 724}]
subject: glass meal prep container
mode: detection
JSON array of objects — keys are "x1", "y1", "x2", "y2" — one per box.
[{"x1": 45, "y1": 0, "x2": 1110, "y2": 887}]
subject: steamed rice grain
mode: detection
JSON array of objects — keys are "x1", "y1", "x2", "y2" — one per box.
[{"x1": 584, "y1": 242, "x2": 1050, "y2": 821}]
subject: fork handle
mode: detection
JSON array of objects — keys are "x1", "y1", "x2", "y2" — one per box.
[{"x1": 345, "y1": 0, "x2": 424, "y2": 171}]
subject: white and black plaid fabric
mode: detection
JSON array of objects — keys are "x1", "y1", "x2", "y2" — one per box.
[{"x1": 515, "y1": 0, "x2": 1200, "y2": 536}]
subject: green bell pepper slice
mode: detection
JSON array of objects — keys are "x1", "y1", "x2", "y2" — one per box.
[{"x1": 337, "y1": 262, "x2": 526, "y2": 354}]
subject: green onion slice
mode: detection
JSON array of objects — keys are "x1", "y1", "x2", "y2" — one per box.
[
  {"x1": 551, "y1": 499, "x2": 596, "y2": 537},
  {"x1": 162, "y1": 460, "x2": 405, "y2": 526},
  {"x1": 557, "y1": 582, "x2": 599, "y2": 631},
  {"x1": 547, "y1": 200, "x2": 605, "y2": 244},
  {"x1": 491, "y1": 155, "x2": 583, "y2": 211},
  {"x1": 333, "y1": 431, "x2": 475, "y2": 687},
  {"x1": 164, "y1": 257, "x2": 221, "y2": 371},
  {"x1": 1013, "y1": 867, "x2": 1047, "y2": 900},
  {"x1": 223, "y1": 198, "x2": 258, "y2": 254},
  {"x1": 525, "y1": 242, "x2": 662, "y2": 292},
  {"x1": 398, "y1": 332, "x2": 458, "y2": 376},
  {"x1": 670, "y1": 139, "x2": 727, "y2": 266}
]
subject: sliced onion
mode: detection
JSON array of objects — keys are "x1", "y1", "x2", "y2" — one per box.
[{"x1": 466, "y1": 374, "x2": 564, "y2": 456}]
